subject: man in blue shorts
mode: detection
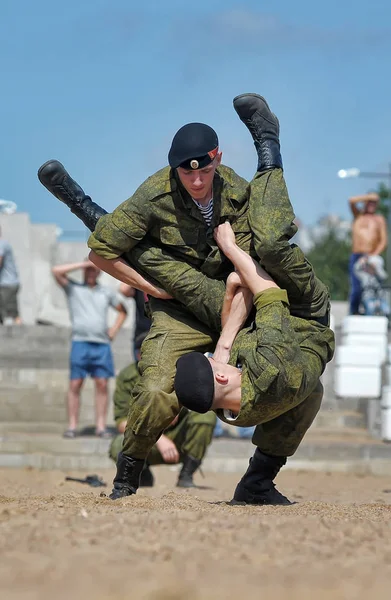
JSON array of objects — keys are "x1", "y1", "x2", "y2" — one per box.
[{"x1": 52, "y1": 259, "x2": 127, "y2": 438}]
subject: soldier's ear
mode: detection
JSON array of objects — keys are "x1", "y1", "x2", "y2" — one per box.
[{"x1": 216, "y1": 152, "x2": 222, "y2": 166}]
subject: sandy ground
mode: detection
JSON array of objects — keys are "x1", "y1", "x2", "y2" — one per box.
[{"x1": 0, "y1": 466, "x2": 391, "y2": 600}]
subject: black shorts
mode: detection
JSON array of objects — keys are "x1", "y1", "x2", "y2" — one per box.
[{"x1": 0, "y1": 285, "x2": 20, "y2": 319}]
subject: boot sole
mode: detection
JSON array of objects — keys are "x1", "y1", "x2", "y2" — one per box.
[
  {"x1": 230, "y1": 498, "x2": 293, "y2": 506},
  {"x1": 37, "y1": 159, "x2": 66, "y2": 184},
  {"x1": 232, "y1": 93, "x2": 279, "y2": 131},
  {"x1": 233, "y1": 93, "x2": 271, "y2": 111}
]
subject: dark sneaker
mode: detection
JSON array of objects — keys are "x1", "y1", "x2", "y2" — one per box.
[
  {"x1": 63, "y1": 429, "x2": 77, "y2": 439},
  {"x1": 96, "y1": 429, "x2": 112, "y2": 439}
]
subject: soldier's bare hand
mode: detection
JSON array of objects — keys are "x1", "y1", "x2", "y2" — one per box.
[
  {"x1": 148, "y1": 286, "x2": 173, "y2": 300},
  {"x1": 226, "y1": 271, "x2": 245, "y2": 294},
  {"x1": 214, "y1": 222, "x2": 237, "y2": 254},
  {"x1": 156, "y1": 436, "x2": 180, "y2": 464}
]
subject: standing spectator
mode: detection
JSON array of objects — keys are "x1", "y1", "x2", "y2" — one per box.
[
  {"x1": 349, "y1": 192, "x2": 387, "y2": 314},
  {"x1": 52, "y1": 259, "x2": 127, "y2": 438},
  {"x1": 0, "y1": 226, "x2": 21, "y2": 325}
]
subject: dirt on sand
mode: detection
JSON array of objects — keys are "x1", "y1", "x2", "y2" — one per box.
[{"x1": 0, "y1": 466, "x2": 390, "y2": 600}]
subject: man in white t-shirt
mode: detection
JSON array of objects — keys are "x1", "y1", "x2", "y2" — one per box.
[{"x1": 52, "y1": 259, "x2": 127, "y2": 438}]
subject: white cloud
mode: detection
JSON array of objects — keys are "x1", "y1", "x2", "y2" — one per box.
[{"x1": 207, "y1": 8, "x2": 391, "y2": 49}]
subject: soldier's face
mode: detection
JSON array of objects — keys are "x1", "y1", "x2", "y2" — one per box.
[
  {"x1": 177, "y1": 153, "x2": 222, "y2": 201},
  {"x1": 208, "y1": 357, "x2": 242, "y2": 410}
]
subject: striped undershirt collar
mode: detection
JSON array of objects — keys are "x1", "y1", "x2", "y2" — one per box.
[{"x1": 192, "y1": 196, "x2": 213, "y2": 225}]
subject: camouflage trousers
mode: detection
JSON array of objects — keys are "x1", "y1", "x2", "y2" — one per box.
[
  {"x1": 110, "y1": 409, "x2": 216, "y2": 464},
  {"x1": 122, "y1": 299, "x2": 219, "y2": 459},
  {"x1": 246, "y1": 381, "x2": 323, "y2": 457}
]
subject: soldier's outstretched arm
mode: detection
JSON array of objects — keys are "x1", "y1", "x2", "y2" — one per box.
[
  {"x1": 88, "y1": 251, "x2": 172, "y2": 300},
  {"x1": 127, "y1": 243, "x2": 226, "y2": 332},
  {"x1": 37, "y1": 159, "x2": 225, "y2": 330}
]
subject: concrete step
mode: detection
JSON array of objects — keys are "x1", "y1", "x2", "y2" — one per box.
[
  {"x1": 0, "y1": 390, "x2": 115, "y2": 425},
  {"x1": 0, "y1": 326, "x2": 131, "y2": 370},
  {"x1": 0, "y1": 432, "x2": 390, "y2": 474},
  {"x1": 0, "y1": 432, "x2": 113, "y2": 470},
  {"x1": 0, "y1": 422, "x2": 114, "y2": 434},
  {"x1": 313, "y1": 410, "x2": 366, "y2": 429},
  {"x1": 0, "y1": 422, "x2": 63, "y2": 434}
]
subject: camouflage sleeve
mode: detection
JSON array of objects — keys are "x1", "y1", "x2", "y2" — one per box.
[
  {"x1": 88, "y1": 192, "x2": 152, "y2": 260},
  {"x1": 126, "y1": 243, "x2": 225, "y2": 332},
  {"x1": 249, "y1": 289, "x2": 330, "y2": 400},
  {"x1": 248, "y1": 289, "x2": 302, "y2": 397},
  {"x1": 113, "y1": 364, "x2": 140, "y2": 425}
]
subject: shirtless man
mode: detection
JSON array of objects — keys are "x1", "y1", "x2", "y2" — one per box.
[{"x1": 348, "y1": 192, "x2": 387, "y2": 314}]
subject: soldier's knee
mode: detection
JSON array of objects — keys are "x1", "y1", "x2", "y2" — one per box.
[{"x1": 199, "y1": 412, "x2": 217, "y2": 427}]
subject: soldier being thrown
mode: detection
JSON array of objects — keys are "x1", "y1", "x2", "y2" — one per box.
[
  {"x1": 38, "y1": 93, "x2": 333, "y2": 504},
  {"x1": 175, "y1": 220, "x2": 334, "y2": 505}
]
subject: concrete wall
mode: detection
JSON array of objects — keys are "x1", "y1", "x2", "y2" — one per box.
[
  {"x1": 0, "y1": 213, "x2": 36, "y2": 323},
  {"x1": 0, "y1": 210, "x2": 347, "y2": 336},
  {"x1": 0, "y1": 213, "x2": 135, "y2": 332}
]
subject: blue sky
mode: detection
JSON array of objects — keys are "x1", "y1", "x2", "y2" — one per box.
[{"x1": 1, "y1": 0, "x2": 391, "y2": 237}]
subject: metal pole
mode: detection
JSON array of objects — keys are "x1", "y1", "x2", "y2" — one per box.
[{"x1": 387, "y1": 163, "x2": 391, "y2": 276}]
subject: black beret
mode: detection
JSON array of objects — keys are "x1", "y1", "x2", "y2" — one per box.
[
  {"x1": 174, "y1": 352, "x2": 215, "y2": 413},
  {"x1": 168, "y1": 123, "x2": 219, "y2": 170}
]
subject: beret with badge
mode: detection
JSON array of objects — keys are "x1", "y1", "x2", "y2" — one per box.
[{"x1": 168, "y1": 123, "x2": 219, "y2": 170}]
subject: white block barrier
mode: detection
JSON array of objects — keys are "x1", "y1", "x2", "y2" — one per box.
[
  {"x1": 380, "y1": 386, "x2": 391, "y2": 442},
  {"x1": 341, "y1": 333, "x2": 387, "y2": 363},
  {"x1": 335, "y1": 345, "x2": 383, "y2": 367},
  {"x1": 342, "y1": 315, "x2": 388, "y2": 335},
  {"x1": 335, "y1": 366, "x2": 382, "y2": 398},
  {"x1": 387, "y1": 344, "x2": 391, "y2": 364}
]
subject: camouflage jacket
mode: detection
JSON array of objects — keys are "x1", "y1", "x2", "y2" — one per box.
[
  {"x1": 216, "y1": 288, "x2": 335, "y2": 427},
  {"x1": 88, "y1": 165, "x2": 251, "y2": 280}
]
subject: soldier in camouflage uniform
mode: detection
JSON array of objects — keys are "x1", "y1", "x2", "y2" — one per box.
[
  {"x1": 175, "y1": 221, "x2": 334, "y2": 505},
  {"x1": 172, "y1": 95, "x2": 335, "y2": 505},
  {"x1": 110, "y1": 351, "x2": 216, "y2": 487},
  {"x1": 37, "y1": 94, "x2": 331, "y2": 503}
]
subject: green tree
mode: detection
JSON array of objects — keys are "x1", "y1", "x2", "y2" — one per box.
[
  {"x1": 307, "y1": 225, "x2": 351, "y2": 301},
  {"x1": 375, "y1": 182, "x2": 391, "y2": 220}
]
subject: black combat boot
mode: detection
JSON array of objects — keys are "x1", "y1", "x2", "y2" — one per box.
[
  {"x1": 177, "y1": 455, "x2": 201, "y2": 488},
  {"x1": 139, "y1": 464, "x2": 154, "y2": 487},
  {"x1": 232, "y1": 448, "x2": 292, "y2": 506},
  {"x1": 109, "y1": 452, "x2": 146, "y2": 500},
  {"x1": 233, "y1": 93, "x2": 282, "y2": 172},
  {"x1": 37, "y1": 159, "x2": 107, "y2": 232}
]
